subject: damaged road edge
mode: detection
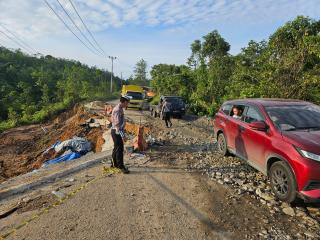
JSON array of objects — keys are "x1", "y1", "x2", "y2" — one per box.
[{"x1": 0, "y1": 153, "x2": 110, "y2": 202}]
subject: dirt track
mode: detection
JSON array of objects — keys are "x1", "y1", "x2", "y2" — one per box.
[
  {"x1": 7, "y1": 168, "x2": 232, "y2": 240},
  {"x1": 0, "y1": 105, "x2": 320, "y2": 239}
]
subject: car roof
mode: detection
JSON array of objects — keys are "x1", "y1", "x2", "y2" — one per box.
[
  {"x1": 161, "y1": 96, "x2": 182, "y2": 98},
  {"x1": 223, "y1": 98, "x2": 311, "y2": 107}
]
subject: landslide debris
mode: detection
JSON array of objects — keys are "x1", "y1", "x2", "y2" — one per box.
[{"x1": 0, "y1": 104, "x2": 105, "y2": 183}]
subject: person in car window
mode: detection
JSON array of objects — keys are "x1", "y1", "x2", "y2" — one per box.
[{"x1": 232, "y1": 106, "x2": 242, "y2": 119}]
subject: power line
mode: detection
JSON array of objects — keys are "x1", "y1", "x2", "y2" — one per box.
[
  {"x1": 43, "y1": 0, "x2": 100, "y2": 56},
  {"x1": 118, "y1": 58, "x2": 133, "y2": 69},
  {"x1": 55, "y1": 0, "x2": 104, "y2": 57},
  {"x1": 0, "y1": 29, "x2": 32, "y2": 54},
  {"x1": 67, "y1": 0, "x2": 106, "y2": 57},
  {"x1": 0, "y1": 23, "x2": 37, "y2": 54}
]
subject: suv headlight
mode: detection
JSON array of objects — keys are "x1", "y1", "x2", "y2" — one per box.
[{"x1": 296, "y1": 147, "x2": 320, "y2": 162}]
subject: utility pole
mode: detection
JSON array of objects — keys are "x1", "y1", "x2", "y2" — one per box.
[{"x1": 108, "y1": 56, "x2": 117, "y2": 93}]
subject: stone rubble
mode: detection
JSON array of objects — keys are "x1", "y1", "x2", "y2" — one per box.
[
  {"x1": 154, "y1": 125, "x2": 320, "y2": 239},
  {"x1": 185, "y1": 146, "x2": 320, "y2": 237}
]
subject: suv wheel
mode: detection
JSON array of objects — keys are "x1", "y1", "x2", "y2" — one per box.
[
  {"x1": 270, "y1": 161, "x2": 297, "y2": 203},
  {"x1": 217, "y1": 133, "x2": 228, "y2": 156}
]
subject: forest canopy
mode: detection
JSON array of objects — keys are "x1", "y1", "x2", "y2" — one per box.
[
  {"x1": 151, "y1": 16, "x2": 320, "y2": 115},
  {"x1": 1, "y1": 15, "x2": 319, "y2": 131},
  {"x1": 0, "y1": 47, "x2": 121, "y2": 131}
]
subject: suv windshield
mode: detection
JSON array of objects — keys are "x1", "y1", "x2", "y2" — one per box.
[
  {"x1": 164, "y1": 97, "x2": 184, "y2": 105},
  {"x1": 266, "y1": 104, "x2": 320, "y2": 131},
  {"x1": 127, "y1": 91, "x2": 143, "y2": 100}
]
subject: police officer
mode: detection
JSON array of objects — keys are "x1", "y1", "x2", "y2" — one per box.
[{"x1": 111, "y1": 95, "x2": 130, "y2": 173}]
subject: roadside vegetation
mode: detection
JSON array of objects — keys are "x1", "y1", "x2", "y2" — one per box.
[
  {"x1": 0, "y1": 48, "x2": 121, "y2": 131},
  {"x1": 151, "y1": 16, "x2": 320, "y2": 116},
  {"x1": 126, "y1": 58, "x2": 149, "y2": 87},
  {"x1": 1, "y1": 16, "x2": 319, "y2": 131}
]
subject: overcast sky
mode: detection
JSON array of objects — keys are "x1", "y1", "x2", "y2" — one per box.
[{"x1": 0, "y1": 0, "x2": 319, "y2": 78}]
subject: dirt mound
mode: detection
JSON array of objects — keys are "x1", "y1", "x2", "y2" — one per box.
[
  {"x1": 84, "y1": 101, "x2": 105, "y2": 110},
  {"x1": 125, "y1": 122, "x2": 150, "y2": 135},
  {"x1": 0, "y1": 105, "x2": 106, "y2": 183}
]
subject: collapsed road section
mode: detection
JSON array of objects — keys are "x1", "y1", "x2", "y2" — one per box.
[{"x1": 0, "y1": 101, "x2": 149, "y2": 184}]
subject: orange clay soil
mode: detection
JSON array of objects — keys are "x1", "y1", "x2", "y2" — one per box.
[
  {"x1": 0, "y1": 105, "x2": 105, "y2": 183},
  {"x1": 125, "y1": 122, "x2": 150, "y2": 135}
]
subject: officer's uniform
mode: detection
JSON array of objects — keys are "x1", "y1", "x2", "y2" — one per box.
[{"x1": 111, "y1": 102, "x2": 126, "y2": 168}]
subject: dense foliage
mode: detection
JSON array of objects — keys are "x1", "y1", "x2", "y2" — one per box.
[
  {"x1": 0, "y1": 47, "x2": 121, "y2": 131},
  {"x1": 151, "y1": 16, "x2": 320, "y2": 115}
]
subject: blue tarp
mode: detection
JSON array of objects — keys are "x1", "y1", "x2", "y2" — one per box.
[
  {"x1": 42, "y1": 137, "x2": 91, "y2": 167},
  {"x1": 42, "y1": 152, "x2": 82, "y2": 167}
]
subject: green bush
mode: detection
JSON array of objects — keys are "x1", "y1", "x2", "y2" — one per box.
[
  {"x1": 0, "y1": 120, "x2": 16, "y2": 132},
  {"x1": 32, "y1": 101, "x2": 70, "y2": 123},
  {"x1": 150, "y1": 95, "x2": 160, "y2": 105},
  {"x1": 32, "y1": 108, "x2": 49, "y2": 123},
  {"x1": 208, "y1": 102, "x2": 220, "y2": 117}
]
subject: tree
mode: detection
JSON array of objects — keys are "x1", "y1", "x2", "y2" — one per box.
[
  {"x1": 187, "y1": 30, "x2": 233, "y2": 114},
  {"x1": 227, "y1": 40, "x2": 268, "y2": 99},
  {"x1": 266, "y1": 16, "x2": 320, "y2": 100},
  {"x1": 151, "y1": 64, "x2": 194, "y2": 100},
  {"x1": 187, "y1": 40, "x2": 202, "y2": 69},
  {"x1": 0, "y1": 46, "x2": 121, "y2": 131},
  {"x1": 202, "y1": 30, "x2": 230, "y2": 60},
  {"x1": 150, "y1": 16, "x2": 320, "y2": 116},
  {"x1": 133, "y1": 59, "x2": 148, "y2": 85}
]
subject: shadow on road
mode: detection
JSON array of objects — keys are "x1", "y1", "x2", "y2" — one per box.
[
  {"x1": 150, "y1": 143, "x2": 216, "y2": 154},
  {"x1": 128, "y1": 166, "x2": 199, "y2": 175},
  {"x1": 147, "y1": 173, "x2": 231, "y2": 239}
]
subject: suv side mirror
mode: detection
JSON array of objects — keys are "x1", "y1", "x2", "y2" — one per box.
[{"x1": 249, "y1": 121, "x2": 268, "y2": 131}]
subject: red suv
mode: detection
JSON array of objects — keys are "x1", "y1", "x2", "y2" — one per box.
[{"x1": 213, "y1": 99, "x2": 320, "y2": 203}]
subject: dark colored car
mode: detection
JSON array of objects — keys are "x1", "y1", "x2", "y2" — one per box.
[
  {"x1": 151, "y1": 96, "x2": 186, "y2": 118},
  {"x1": 213, "y1": 99, "x2": 320, "y2": 203}
]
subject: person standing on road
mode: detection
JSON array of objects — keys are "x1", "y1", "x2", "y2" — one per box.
[
  {"x1": 161, "y1": 99, "x2": 173, "y2": 128},
  {"x1": 111, "y1": 95, "x2": 130, "y2": 174}
]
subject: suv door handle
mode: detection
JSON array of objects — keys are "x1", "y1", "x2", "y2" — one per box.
[{"x1": 239, "y1": 126, "x2": 245, "y2": 132}]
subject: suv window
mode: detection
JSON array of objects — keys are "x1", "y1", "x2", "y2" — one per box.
[
  {"x1": 221, "y1": 104, "x2": 232, "y2": 115},
  {"x1": 244, "y1": 107, "x2": 264, "y2": 123},
  {"x1": 266, "y1": 104, "x2": 320, "y2": 131}
]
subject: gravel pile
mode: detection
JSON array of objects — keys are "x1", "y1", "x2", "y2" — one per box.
[
  {"x1": 185, "y1": 147, "x2": 320, "y2": 235},
  {"x1": 150, "y1": 119, "x2": 320, "y2": 239}
]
